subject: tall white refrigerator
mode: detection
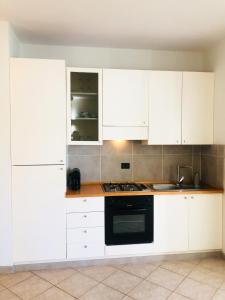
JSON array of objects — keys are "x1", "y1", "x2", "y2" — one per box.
[{"x1": 10, "y1": 58, "x2": 66, "y2": 263}]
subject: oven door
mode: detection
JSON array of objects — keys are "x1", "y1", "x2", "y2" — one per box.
[{"x1": 105, "y1": 203, "x2": 153, "y2": 246}]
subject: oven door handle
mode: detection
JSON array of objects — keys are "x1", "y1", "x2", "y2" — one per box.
[{"x1": 112, "y1": 207, "x2": 149, "y2": 213}]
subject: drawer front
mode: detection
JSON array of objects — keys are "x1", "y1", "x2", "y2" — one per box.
[
  {"x1": 67, "y1": 212, "x2": 104, "y2": 228},
  {"x1": 67, "y1": 227, "x2": 104, "y2": 244},
  {"x1": 66, "y1": 197, "x2": 104, "y2": 213},
  {"x1": 67, "y1": 243, "x2": 105, "y2": 259}
]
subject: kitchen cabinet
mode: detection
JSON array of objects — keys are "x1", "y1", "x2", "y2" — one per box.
[
  {"x1": 67, "y1": 68, "x2": 102, "y2": 145},
  {"x1": 148, "y1": 71, "x2": 182, "y2": 144},
  {"x1": 148, "y1": 71, "x2": 214, "y2": 145},
  {"x1": 10, "y1": 58, "x2": 66, "y2": 165},
  {"x1": 12, "y1": 166, "x2": 66, "y2": 263},
  {"x1": 66, "y1": 197, "x2": 105, "y2": 259},
  {"x1": 154, "y1": 195, "x2": 189, "y2": 252},
  {"x1": 155, "y1": 194, "x2": 222, "y2": 253},
  {"x1": 189, "y1": 194, "x2": 222, "y2": 250},
  {"x1": 182, "y1": 72, "x2": 214, "y2": 145},
  {"x1": 103, "y1": 69, "x2": 148, "y2": 140}
]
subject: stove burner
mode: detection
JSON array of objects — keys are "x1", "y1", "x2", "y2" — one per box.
[{"x1": 102, "y1": 182, "x2": 147, "y2": 192}]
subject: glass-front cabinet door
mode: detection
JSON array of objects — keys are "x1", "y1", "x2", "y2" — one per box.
[{"x1": 67, "y1": 68, "x2": 102, "y2": 145}]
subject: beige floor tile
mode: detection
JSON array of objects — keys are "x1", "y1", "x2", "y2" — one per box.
[
  {"x1": 212, "y1": 289, "x2": 225, "y2": 300},
  {"x1": 147, "y1": 267, "x2": 184, "y2": 291},
  {"x1": 188, "y1": 266, "x2": 225, "y2": 288},
  {"x1": 33, "y1": 286, "x2": 75, "y2": 300},
  {"x1": 168, "y1": 292, "x2": 191, "y2": 300},
  {"x1": 220, "y1": 282, "x2": 225, "y2": 290},
  {"x1": 161, "y1": 260, "x2": 195, "y2": 276},
  {"x1": 176, "y1": 278, "x2": 216, "y2": 300},
  {"x1": 0, "y1": 285, "x2": 4, "y2": 292},
  {"x1": 0, "y1": 271, "x2": 32, "y2": 288},
  {"x1": 80, "y1": 283, "x2": 124, "y2": 300},
  {"x1": 118, "y1": 263, "x2": 157, "y2": 279},
  {"x1": 199, "y1": 258, "x2": 225, "y2": 274},
  {"x1": 57, "y1": 272, "x2": 97, "y2": 298},
  {"x1": 103, "y1": 270, "x2": 142, "y2": 294},
  {"x1": 122, "y1": 297, "x2": 135, "y2": 300},
  {"x1": 33, "y1": 268, "x2": 76, "y2": 285},
  {"x1": 0, "y1": 289, "x2": 21, "y2": 300},
  {"x1": 77, "y1": 265, "x2": 117, "y2": 282},
  {"x1": 128, "y1": 280, "x2": 171, "y2": 300},
  {"x1": 10, "y1": 275, "x2": 51, "y2": 300}
]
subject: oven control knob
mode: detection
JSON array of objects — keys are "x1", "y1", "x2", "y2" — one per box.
[
  {"x1": 83, "y1": 230, "x2": 87, "y2": 234},
  {"x1": 83, "y1": 215, "x2": 87, "y2": 218},
  {"x1": 84, "y1": 245, "x2": 88, "y2": 248}
]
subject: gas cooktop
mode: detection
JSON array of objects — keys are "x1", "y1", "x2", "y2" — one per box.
[{"x1": 102, "y1": 182, "x2": 147, "y2": 192}]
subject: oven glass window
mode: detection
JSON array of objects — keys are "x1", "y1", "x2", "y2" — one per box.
[{"x1": 113, "y1": 214, "x2": 145, "y2": 234}]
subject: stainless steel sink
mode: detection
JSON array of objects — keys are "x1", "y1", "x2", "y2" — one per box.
[
  {"x1": 148, "y1": 183, "x2": 209, "y2": 191},
  {"x1": 150, "y1": 184, "x2": 178, "y2": 191}
]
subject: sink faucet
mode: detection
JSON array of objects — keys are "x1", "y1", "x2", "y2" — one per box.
[{"x1": 177, "y1": 164, "x2": 193, "y2": 186}]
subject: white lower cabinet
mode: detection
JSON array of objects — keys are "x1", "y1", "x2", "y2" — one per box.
[
  {"x1": 66, "y1": 197, "x2": 105, "y2": 259},
  {"x1": 67, "y1": 212, "x2": 104, "y2": 228},
  {"x1": 189, "y1": 194, "x2": 222, "y2": 251},
  {"x1": 154, "y1": 195, "x2": 189, "y2": 252},
  {"x1": 155, "y1": 194, "x2": 222, "y2": 253},
  {"x1": 12, "y1": 166, "x2": 66, "y2": 263},
  {"x1": 67, "y1": 243, "x2": 105, "y2": 259},
  {"x1": 66, "y1": 194, "x2": 222, "y2": 261}
]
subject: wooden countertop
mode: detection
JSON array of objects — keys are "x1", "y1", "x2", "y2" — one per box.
[{"x1": 65, "y1": 183, "x2": 223, "y2": 198}]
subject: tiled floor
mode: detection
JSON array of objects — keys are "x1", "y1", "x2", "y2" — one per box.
[{"x1": 1, "y1": 256, "x2": 225, "y2": 299}]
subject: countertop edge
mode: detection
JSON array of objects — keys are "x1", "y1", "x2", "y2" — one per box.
[{"x1": 65, "y1": 183, "x2": 223, "y2": 198}]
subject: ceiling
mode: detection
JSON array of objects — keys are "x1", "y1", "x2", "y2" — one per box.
[{"x1": 1, "y1": 0, "x2": 225, "y2": 50}]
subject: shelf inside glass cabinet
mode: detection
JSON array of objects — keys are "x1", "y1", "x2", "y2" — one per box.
[{"x1": 69, "y1": 71, "x2": 99, "y2": 142}]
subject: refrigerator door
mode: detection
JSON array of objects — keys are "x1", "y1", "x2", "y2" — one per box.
[
  {"x1": 10, "y1": 58, "x2": 66, "y2": 165},
  {"x1": 12, "y1": 165, "x2": 66, "y2": 263}
]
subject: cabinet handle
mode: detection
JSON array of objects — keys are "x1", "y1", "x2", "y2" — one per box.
[
  {"x1": 191, "y1": 196, "x2": 194, "y2": 199},
  {"x1": 184, "y1": 196, "x2": 187, "y2": 199},
  {"x1": 83, "y1": 215, "x2": 87, "y2": 218},
  {"x1": 176, "y1": 140, "x2": 179, "y2": 144},
  {"x1": 183, "y1": 140, "x2": 186, "y2": 144},
  {"x1": 83, "y1": 199, "x2": 87, "y2": 203},
  {"x1": 83, "y1": 230, "x2": 87, "y2": 234},
  {"x1": 59, "y1": 167, "x2": 63, "y2": 171},
  {"x1": 59, "y1": 160, "x2": 63, "y2": 163},
  {"x1": 84, "y1": 245, "x2": 88, "y2": 248}
]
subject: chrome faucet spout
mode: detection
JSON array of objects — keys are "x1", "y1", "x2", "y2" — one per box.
[{"x1": 176, "y1": 164, "x2": 193, "y2": 186}]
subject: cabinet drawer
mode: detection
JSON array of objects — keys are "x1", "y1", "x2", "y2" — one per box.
[
  {"x1": 66, "y1": 197, "x2": 104, "y2": 213},
  {"x1": 67, "y1": 212, "x2": 104, "y2": 228},
  {"x1": 67, "y1": 243, "x2": 105, "y2": 259},
  {"x1": 67, "y1": 227, "x2": 104, "y2": 244}
]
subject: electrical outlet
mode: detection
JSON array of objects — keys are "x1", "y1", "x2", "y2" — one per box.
[{"x1": 121, "y1": 162, "x2": 130, "y2": 169}]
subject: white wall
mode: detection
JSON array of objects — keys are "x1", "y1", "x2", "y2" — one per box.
[
  {"x1": 204, "y1": 40, "x2": 225, "y2": 253},
  {"x1": 0, "y1": 21, "x2": 13, "y2": 267},
  {"x1": 9, "y1": 26, "x2": 21, "y2": 57},
  {"x1": 205, "y1": 41, "x2": 225, "y2": 144},
  {"x1": 0, "y1": 21, "x2": 20, "y2": 267},
  {"x1": 20, "y1": 43, "x2": 205, "y2": 71}
]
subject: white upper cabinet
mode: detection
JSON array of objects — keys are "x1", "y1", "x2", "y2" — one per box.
[
  {"x1": 103, "y1": 69, "x2": 148, "y2": 126},
  {"x1": 147, "y1": 71, "x2": 214, "y2": 145},
  {"x1": 182, "y1": 72, "x2": 214, "y2": 145},
  {"x1": 148, "y1": 71, "x2": 182, "y2": 144},
  {"x1": 103, "y1": 69, "x2": 148, "y2": 140},
  {"x1": 10, "y1": 58, "x2": 66, "y2": 165},
  {"x1": 12, "y1": 165, "x2": 66, "y2": 263}
]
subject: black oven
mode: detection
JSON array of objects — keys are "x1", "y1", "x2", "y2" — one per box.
[{"x1": 105, "y1": 195, "x2": 154, "y2": 246}]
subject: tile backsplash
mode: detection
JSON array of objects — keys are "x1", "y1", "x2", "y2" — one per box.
[
  {"x1": 201, "y1": 145, "x2": 224, "y2": 188},
  {"x1": 67, "y1": 141, "x2": 202, "y2": 184}
]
